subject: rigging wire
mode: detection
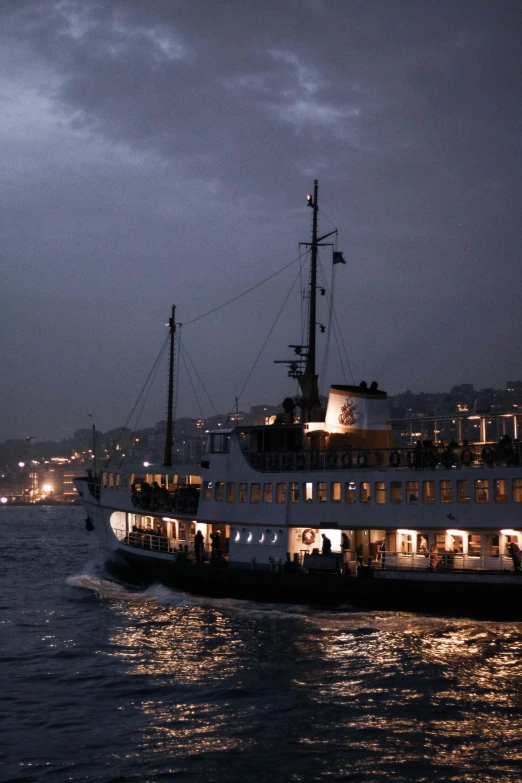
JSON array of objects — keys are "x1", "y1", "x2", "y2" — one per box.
[
  {"x1": 115, "y1": 333, "x2": 170, "y2": 464},
  {"x1": 179, "y1": 340, "x2": 220, "y2": 418},
  {"x1": 178, "y1": 340, "x2": 207, "y2": 421},
  {"x1": 183, "y1": 253, "x2": 304, "y2": 327},
  {"x1": 226, "y1": 263, "x2": 304, "y2": 423}
]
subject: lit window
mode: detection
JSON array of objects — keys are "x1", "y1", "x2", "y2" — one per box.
[
  {"x1": 226, "y1": 482, "x2": 235, "y2": 502},
  {"x1": 345, "y1": 482, "x2": 356, "y2": 503},
  {"x1": 423, "y1": 481, "x2": 435, "y2": 504},
  {"x1": 475, "y1": 479, "x2": 489, "y2": 503},
  {"x1": 215, "y1": 482, "x2": 224, "y2": 501},
  {"x1": 401, "y1": 533, "x2": 413, "y2": 554},
  {"x1": 317, "y1": 482, "x2": 327, "y2": 503},
  {"x1": 391, "y1": 482, "x2": 402, "y2": 504},
  {"x1": 276, "y1": 483, "x2": 287, "y2": 503},
  {"x1": 250, "y1": 483, "x2": 260, "y2": 503},
  {"x1": 487, "y1": 534, "x2": 499, "y2": 556},
  {"x1": 417, "y1": 534, "x2": 429, "y2": 553},
  {"x1": 440, "y1": 480, "x2": 452, "y2": 503},
  {"x1": 374, "y1": 482, "x2": 386, "y2": 504},
  {"x1": 238, "y1": 483, "x2": 247, "y2": 503},
  {"x1": 360, "y1": 482, "x2": 371, "y2": 503},
  {"x1": 494, "y1": 479, "x2": 508, "y2": 503},
  {"x1": 406, "y1": 482, "x2": 418, "y2": 504},
  {"x1": 263, "y1": 483, "x2": 273, "y2": 503},
  {"x1": 290, "y1": 482, "x2": 300, "y2": 502},
  {"x1": 304, "y1": 482, "x2": 313, "y2": 502},
  {"x1": 203, "y1": 481, "x2": 212, "y2": 501},
  {"x1": 457, "y1": 480, "x2": 470, "y2": 503},
  {"x1": 331, "y1": 482, "x2": 341, "y2": 502},
  {"x1": 450, "y1": 535, "x2": 463, "y2": 553},
  {"x1": 468, "y1": 534, "x2": 481, "y2": 556},
  {"x1": 513, "y1": 478, "x2": 522, "y2": 503}
]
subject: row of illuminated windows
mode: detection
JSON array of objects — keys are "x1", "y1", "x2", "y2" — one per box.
[{"x1": 203, "y1": 478, "x2": 522, "y2": 504}]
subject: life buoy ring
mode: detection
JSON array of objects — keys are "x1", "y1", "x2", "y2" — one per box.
[
  {"x1": 482, "y1": 446, "x2": 495, "y2": 466},
  {"x1": 357, "y1": 452, "x2": 368, "y2": 468},
  {"x1": 389, "y1": 450, "x2": 401, "y2": 467},
  {"x1": 302, "y1": 528, "x2": 316, "y2": 546},
  {"x1": 461, "y1": 448, "x2": 473, "y2": 467}
]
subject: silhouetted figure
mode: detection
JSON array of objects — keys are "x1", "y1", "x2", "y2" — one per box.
[
  {"x1": 341, "y1": 532, "x2": 350, "y2": 551},
  {"x1": 508, "y1": 542, "x2": 521, "y2": 572},
  {"x1": 379, "y1": 538, "x2": 386, "y2": 569},
  {"x1": 321, "y1": 533, "x2": 332, "y2": 555},
  {"x1": 194, "y1": 530, "x2": 204, "y2": 564}
]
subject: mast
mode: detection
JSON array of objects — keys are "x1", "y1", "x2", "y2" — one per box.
[
  {"x1": 299, "y1": 180, "x2": 321, "y2": 421},
  {"x1": 163, "y1": 305, "x2": 176, "y2": 467}
]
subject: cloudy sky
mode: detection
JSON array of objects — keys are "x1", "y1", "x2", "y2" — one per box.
[{"x1": 2, "y1": 0, "x2": 521, "y2": 442}]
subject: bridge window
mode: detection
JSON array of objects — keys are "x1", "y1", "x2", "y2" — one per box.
[
  {"x1": 440, "y1": 480, "x2": 452, "y2": 503},
  {"x1": 475, "y1": 479, "x2": 489, "y2": 503},
  {"x1": 494, "y1": 479, "x2": 508, "y2": 503},
  {"x1": 360, "y1": 482, "x2": 371, "y2": 503},
  {"x1": 513, "y1": 478, "x2": 522, "y2": 502},
  {"x1": 276, "y1": 483, "x2": 287, "y2": 503},
  {"x1": 215, "y1": 482, "x2": 224, "y2": 501},
  {"x1": 345, "y1": 482, "x2": 356, "y2": 503},
  {"x1": 331, "y1": 482, "x2": 341, "y2": 502},
  {"x1": 391, "y1": 482, "x2": 402, "y2": 504},
  {"x1": 210, "y1": 433, "x2": 230, "y2": 454},
  {"x1": 250, "y1": 483, "x2": 260, "y2": 503},
  {"x1": 290, "y1": 482, "x2": 300, "y2": 502},
  {"x1": 317, "y1": 482, "x2": 327, "y2": 503},
  {"x1": 457, "y1": 480, "x2": 470, "y2": 503},
  {"x1": 238, "y1": 483, "x2": 247, "y2": 503},
  {"x1": 263, "y1": 483, "x2": 273, "y2": 503},
  {"x1": 226, "y1": 482, "x2": 235, "y2": 502},
  {"x1": 374, "y1": 482, "x2": 386, "y2": 504},
  {"x1": 406, "y1": 482, "x2": 418, "y2": 503},
  {"x1": 423, "y1": 481, "x2": 435, "y2": 504}
]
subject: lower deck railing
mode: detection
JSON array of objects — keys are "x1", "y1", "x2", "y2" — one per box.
[{"x1": 360, "y1": 550, "x2": 520, "y2": 573}]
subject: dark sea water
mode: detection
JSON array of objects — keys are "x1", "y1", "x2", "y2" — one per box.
[{"x1": 2, "y1": 507, "x2": 522, "y2": 783}]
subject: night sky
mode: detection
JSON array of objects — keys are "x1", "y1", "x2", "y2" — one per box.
[{"x1": 2, "y1": 0, "x2": 521, "y2": 442}]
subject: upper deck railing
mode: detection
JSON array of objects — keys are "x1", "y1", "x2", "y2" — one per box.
[{"x1": 243, "y1": 439, "x2": 522, "y2": 473}]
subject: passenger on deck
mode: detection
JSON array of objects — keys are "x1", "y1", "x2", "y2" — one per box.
[
  {"x1": 321, "y1": 534, "x2": 332, "y2": 555},
  {"x1": 378, "y1": 538, "x2": 386, "y2": 569},
  {"x1": 341, "y1": 532, "x2": 350, "y2": 551},
  {"x1": 508, "y1": 542, "x2": 521, "y2": 572},
  {"x1": 194, "y1": 530, "x2": 204, "y2": 564}
]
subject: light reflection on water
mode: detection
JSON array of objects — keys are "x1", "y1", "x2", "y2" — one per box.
[
  {"x1": 83, "y1": 578, "x2": 522, "y2": 781},
  {"x1": 4, "y1": 506, "x2": 522, "y2": 783}
]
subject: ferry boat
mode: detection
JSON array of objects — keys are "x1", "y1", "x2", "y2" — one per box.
[{"x1": 74, "y1": 182, "x2": 522, "y2": 619}]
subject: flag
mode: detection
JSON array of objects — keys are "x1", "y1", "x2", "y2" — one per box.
[{"x1": 333, "y1": 251, "x2": 346, "y2": 264}]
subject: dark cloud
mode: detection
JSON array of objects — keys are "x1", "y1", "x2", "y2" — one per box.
[{"x1": 1, "y1": 0, "x2": 521, "y2": 440}]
